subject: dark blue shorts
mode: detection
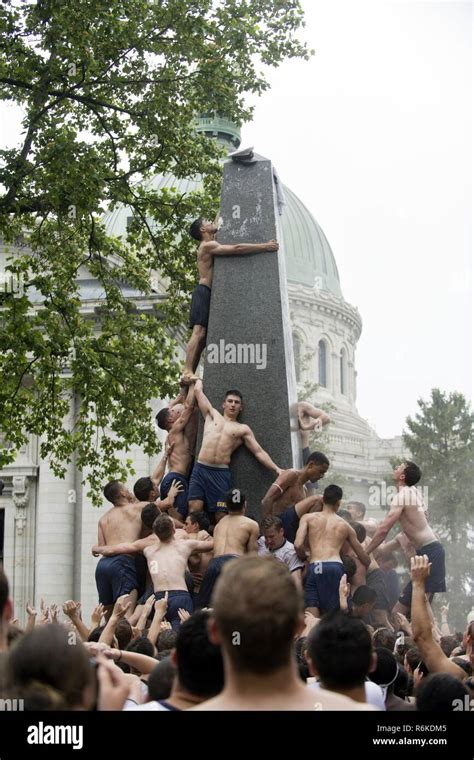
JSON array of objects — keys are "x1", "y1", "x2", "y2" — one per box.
[
  {"x1": 154, "y1": 590, "x2": 194, "y2": 631},
  {"x1": 189, "y1": 284, "x2": 211, "y2": 329},
  {"x1": 160, "y1": 471, "x2": 189, "y2": 518},
  {"x1": 277, "y1": 506, "x2": 299, "y2": 544},
  {"x1": 304, "y1": 561, "x2": 345, "y2": 613},
  {"x1": 95, "y1": 555, "x2": 137, "y2": 606},
  {"x1": 399, "y1": 540, "x2": 446, "y2": 608},
  {"x1": 188, "y1": 462, "x2": 231, "y2": 513},
  {"x1": 196, "y1": 555, "x2": 239, "y2": 609}
]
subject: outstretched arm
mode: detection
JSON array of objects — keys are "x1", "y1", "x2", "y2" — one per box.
[
  {"x1": 92, "y1": 536, "x2": 154, "y2": 557},
  {"x1": 298, "y1": 402, "x2": 330, "y2": 430},
  {"x1": 411, "y1": 555, "x2": 465, "y2": 679},
  {"x1": 242, "y1": 426, "x2": 281, "y2": 476},
  {"x1": 365, "y1": 496, "x2": 404, "y2": 554},
  {"x1": 171, "y1": 384, "x2": 196, "y2": 434},
  {"x1": 194, "y1": 378, "x2": 215, "y2": 419},
  {"x1": 204, "y1": 239, "x2": 278, "y2": 257}
]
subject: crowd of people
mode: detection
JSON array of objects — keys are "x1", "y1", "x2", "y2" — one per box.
[{"x1": 0, "y1": 219, "x2": 472, "y2": 714}]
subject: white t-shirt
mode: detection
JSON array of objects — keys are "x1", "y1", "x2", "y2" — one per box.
[
  {"x1": 307, "y1": 679, "x2": 385, "y2": 710},
  {"x1": 123, "y1": 700, "x2": 170, "y2": 711},
  {"x1": 257, "y1": 537, "x2": 304, "y2": 573}
]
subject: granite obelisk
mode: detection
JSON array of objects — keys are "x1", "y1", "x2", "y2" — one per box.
[{"x1": 201, "y1": 154, "x2": 300, "y2": 520}]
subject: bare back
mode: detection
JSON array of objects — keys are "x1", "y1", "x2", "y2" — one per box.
[
  {"x1": 168, "y1": 425, "x2": 194, "y2": 476},
  {"x1": 99, "y1": 504, "x2": 143, "y2": 549},
  {"x1": 198, "y1": 412, "x2": 246, "y2": 466},
  {"x1": 307, "y1": 512, "x2": 350, "y2": 562},
  {"x1": 394, "y1": 487, "x2": 436, "y2": 548},
  {"x1": 213, "y1": 514, "x2": 258, "y2": 557},
  {"x1": 144, "y1": 539, "x2": 193, "y2": 592}
]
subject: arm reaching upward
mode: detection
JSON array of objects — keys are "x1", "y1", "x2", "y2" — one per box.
[
  {"x1": 346, "y1": 525, "x2": 371, "y2": 568},
  {"x1": 194, "y1": 378, "x2": 215, "y2": 419},
  {"x1": 365, "y1": 495, "x2": 404, "y2": 554}
]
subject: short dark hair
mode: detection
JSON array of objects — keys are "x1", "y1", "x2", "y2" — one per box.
[
  {"x1": 337, "y1": 509, "x2": 353, "y2": 523},
  {"x1": 115, "y1": 619, "x2": 132, "y2": 650},
  {"x1": 403, "y1": 461, "x2": 421, "y2": 486},
  {"x1": 369, "y1": 647, "x2": 398, "y2": 689},
  {"x1": 148, "y1": 656, "x2": 175, "y2": 701},
  {"x1": 352, "y1": 521, "x2": 367, "y2": 543},
  {"x1": 156, "y1": 408, "x2": 170, "y2": 430},
  {"x1": 353, "y1": 586, "x2": 377, "y2": 607},
  {"x1": 323, "y1": 484, "x2": 343, "y2": 506},
  {"x1": 439, "y1": 635, "x2": 458, "y2": 658},
  {"x1": 134, "y1": 476, "x2": 154, "y2": 502},
  {"x1": 87, "y1": 625, "x2": 106, "y2": 642},
  {"x1": 141, "y1": 503, "x2": 159, "y2": 530},
  {"x1": 224, "y1": 389, "x2": 243, "y2": 401},
  {"x1": 187, "y1": 511, "x2": 210, "y2": 532},
  {"x1": 405, "y1": 646, "x2": 429, "y2": 676},
  {"x1": 225, "y1": 488, "x2": 246, "y2": 512},
  {"x1": 347, "y1": 501, "x2": 366, "y2": 518},
  {"x1": 126, "y1": 636, "x2": 154, "y2": 657},
  {"x1": 175, "y1": 611, "x2": 224, "y2": 697},
  {"x1": 213, "y1": 556, "x2": 302, "y2": 674},
  {"x1": 189, "y1": 217, "x2": 204, "y2": 241},
  {"x1": 103, "y1": 480, "x2": 122, "y2": 505},
  {"x1": 260, "y1": 515, "x2": 284, "y2": 533},
  {"x1": 373, "y1": 628, "x2": 397, "y2": 652},
  {"x1": 153, "y1": 514, "x2": 174, "y2": 541},
  {"x1": 0, "y1": 568, "x2": 9, "y2": 617},
  {"x1": 307, "y1": 611, "x2": 373, "y2": 689},
  {"x1": 157, "y1": 629, "x2": 178, "y2": 653},
  {"x1": 307, "y1": 451, "x2": 330, "y2": 467},
  {"x1": 416, "y1": 673, "x2": 469, "y2": 711}
]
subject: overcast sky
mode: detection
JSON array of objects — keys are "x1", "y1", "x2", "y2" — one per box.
[
  {"x1": 0, "y1": 1, "x2": 471, "y2": 439},
  {"x1": 242, "y1": 0, "x2": 472, "y2": 438}
]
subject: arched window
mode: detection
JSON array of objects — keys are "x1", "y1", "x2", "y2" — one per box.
[
  {"x1": 318, "y1": 340, "x2": 327, "y2": 387},
  {"x1": 340, "y1": 348, "x2": 347, "y2": 395},
  {"x1": 293, "y1": 332, "x2": 302, "y2": 383}
]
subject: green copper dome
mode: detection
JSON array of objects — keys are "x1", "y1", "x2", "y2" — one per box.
[{"x1": 104, "y1": 173, "x2": 343, "y2": 299}]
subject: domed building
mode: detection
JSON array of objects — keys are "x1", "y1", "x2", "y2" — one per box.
[{"x1": 0, "y1": 116, "x2": 405, "y2": 620}]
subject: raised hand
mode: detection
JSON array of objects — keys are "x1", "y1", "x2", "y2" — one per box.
[{"x1": 410, "y1": 554, "x2": 431, "y2": 584}]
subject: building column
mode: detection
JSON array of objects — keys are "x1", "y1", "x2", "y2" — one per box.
[{"x1": 34, "y1": 399, "x2": 76, "y2": 606}]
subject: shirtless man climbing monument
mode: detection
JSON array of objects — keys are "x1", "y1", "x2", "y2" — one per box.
[
  {"x1": 295, "y1": 484, "x2": 370, "y2": 617},
  {"x1": 364, "y1": 461, "x2": 446, "y2": 616},
  {"x1": 196, "y1": 488, "x2": 259, "y2": 608},
  {"x1": 261, "y1": 452, "x2": 329, "y2": 543},
  {"x1": 188, "y1": 379, "x2": 281, "y2": 521},
  {"x1": 182, "y1": 215, "x2": 278, "y2": 382}
]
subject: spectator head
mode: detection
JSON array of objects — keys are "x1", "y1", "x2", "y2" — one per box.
[
  {"x1": 440, "y1": 635, "x2": 458, "y2": 658},
  {"x1": 373, "y1": 628, "x2": 397, "y2": 652},
  {"x1": 260, "y1": 515, "x2": 285, "y2": 552},
  {"x1": 225, "y1": 488, "x2": 247, "y2": 514},
  {"x1": 126, "y1": 636, "x2": 155, "y2": 659},
  {"x1": 416, "y1": 673, "x2": 469, "y2": 711},
  {"x1": 337, "y1": 509, "x2": 353, "y2": 523},
  {"x1": 404, "y1": 647, "x2": 429, "y2": 677},
  {"x1": 352, "y1": 586, "x2": 377, "y2": 617},
  {"x1": 171, "y1": 610, "x2": 224, "y2": 699},
  {"x1": 153, "y1": 514, "x2": 175, "y2": 542},
  {"x1": 141, "y1": 503, "x2": 159, "y2": 530},
  {"x1": 5, "y1": 625, "x2": 95, "y2": 710},
  {"x1": 157, "y1": 629, "x2": 178, "y2": 653},
  {"x1": 155, "y1": 406, "x2": 180, "y2": 430},
  {"x1": 378, "y1": 553, "x2": 398, "y2": 571},
  {"x1": 362, "y1": 518, "x2": 379, "y2": 538},
  {"x1": 185, "y1": 511, "x2": 210, "y2": 535},
  {"x1": 115, "y1": 619, "x2": 133, "y2": 650},
  {"x1": 322, "y1": 484, "x2": 343, "y2": 511},
  {"x1": 103, "y1": 480, "x2": 133, "y2": 505},
  {"x1": 133, "y1": 476, "x2": 157, "y2": 503},
  {"x1": 148, "y1": 656, "x2": 176, "y2": 701},
  {"x1": 306, "y1": 611, "x2": 375, "y2": 691},
  {"x1": 346, "y1": 501, "x2": 366, "y2": 521},
  {"x1": 394, "y1": 460, "x2": 421, "y2": 487},
  {"x1": 306, "y1": 452, "x2": 330, "y2": 483},
  {"x1": 210, "y1": 556, "x2": 304, "y2": 675},
  {"x1": 368, "y1": 647, "x2": 399, "y2": 697},
  {"x1": 462, "y1": 621, "x2": 474, "y2": 652}
]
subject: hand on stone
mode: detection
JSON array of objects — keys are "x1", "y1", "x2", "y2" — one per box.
[{"x1": 265, "y1": 240, "x2": 279, "y2": 252}]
